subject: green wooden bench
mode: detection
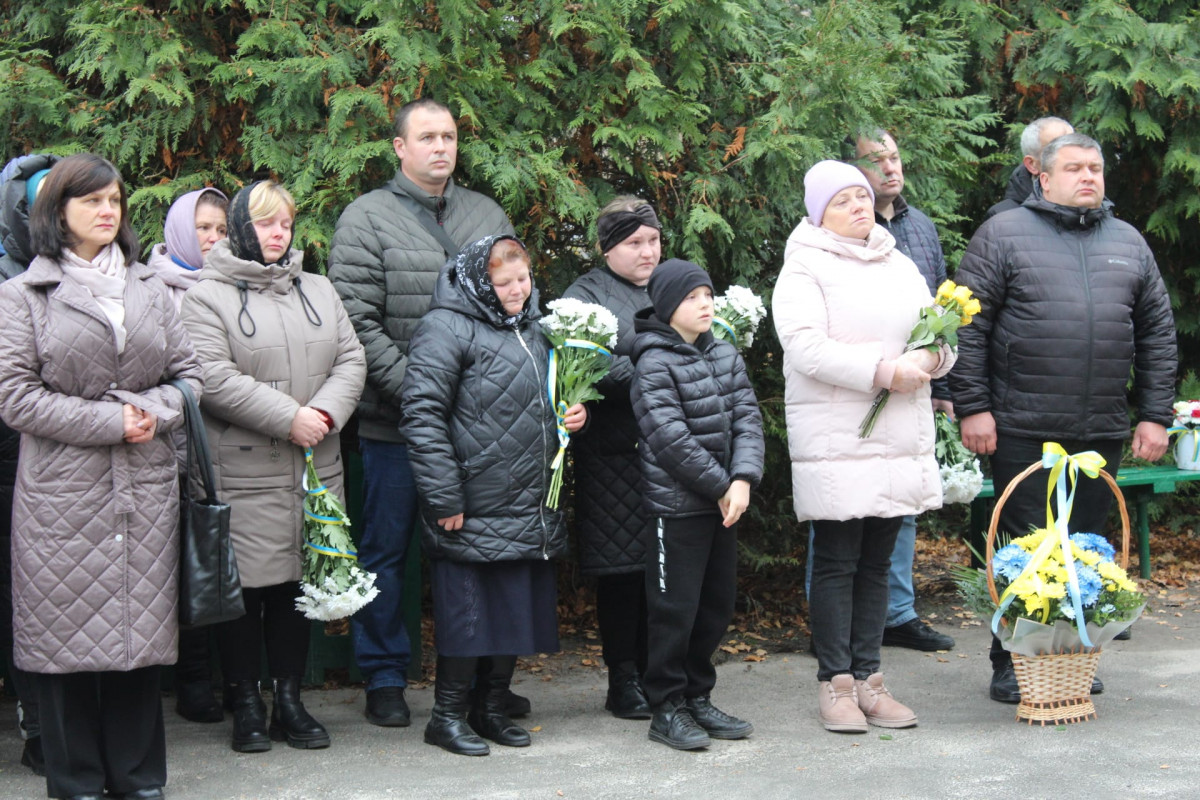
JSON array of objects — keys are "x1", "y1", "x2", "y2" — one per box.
[{"x1": 967, "y1": 463, "x2": 1200, "y2": 579}]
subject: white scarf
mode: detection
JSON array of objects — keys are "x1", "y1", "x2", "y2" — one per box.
[{"x1": 59, "y1": 244, "x2": 129, "y2": 354}]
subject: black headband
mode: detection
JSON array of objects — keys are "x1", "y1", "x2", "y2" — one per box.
[{"x1": 597, "y1": 204, "x2": 661, "y2": 254}]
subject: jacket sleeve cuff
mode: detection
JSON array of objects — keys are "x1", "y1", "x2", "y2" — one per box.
[{"x1": 873, "y1": 359, "x2": 897, "y2": 391}]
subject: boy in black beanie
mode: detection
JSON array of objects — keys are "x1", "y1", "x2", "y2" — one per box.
[{"x1": 628, "y1": 259, "x2": 765, "y2": 750}]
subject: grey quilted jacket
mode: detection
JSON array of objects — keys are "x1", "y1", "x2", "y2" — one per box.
[
  {"x1": 400, "y1": 238, "x2": 565, "y2": 562},
  {"x1": 562, "y1": 266, "x2": 651, "y2": 574},
  {"x1": 949, "y1": 189, "x2": 1177, "y2": 439},
  {"x1": 0, "y1": 255, "x2": 202, "y2": 673},
  {"x1": 329, "y1": 171, "x2": 513, "y2": 443},
  {"x1": 629, "y1": 311, "x2": 765, "y2": 519},
  {"x1": 180, "y1": 240, "x2": 366, "y2": 588}
]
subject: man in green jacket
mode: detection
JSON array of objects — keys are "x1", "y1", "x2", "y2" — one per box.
[{"x1": 329, "y1": 98, "x2": 515, "y2": 728}]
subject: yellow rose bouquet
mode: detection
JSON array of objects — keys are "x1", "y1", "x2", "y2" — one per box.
[{"x1": 857, "y1": 280, "x2": 980, "y2": 438}]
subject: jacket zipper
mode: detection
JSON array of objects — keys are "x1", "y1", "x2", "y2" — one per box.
[
  {"x1": 514, "y1": 328, "x2": 551, "y2": 559},
  {"x1": 1078, "y1": 237, "x2": 1095, "y2": 437}
]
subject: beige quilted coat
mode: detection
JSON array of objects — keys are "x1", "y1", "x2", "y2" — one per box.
[
  {"x1": 0, "y1": 256, "x2": 202, "y2": 674},
  {"x1": 180, "y1": 240, "x2": 365, "y2": 588}
]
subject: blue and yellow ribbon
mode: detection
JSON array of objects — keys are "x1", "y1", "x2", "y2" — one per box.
[
  {"x1": 711, "y1": 316, "x2": 737, "y2": 345},
  {"x1": 991, "y1": 443, "x2": 1105, "y2": 648},
  {"x1": 305, "y1": 541, "x2": 357, "y2": 560},
  {"x1": 1167, "y1": 426, "x2": 1200, "y2": 464}
]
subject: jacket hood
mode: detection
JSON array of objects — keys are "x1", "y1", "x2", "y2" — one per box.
[
  {"x1": 629, "y1": 305, "x2": 714, "y2": 364},
  {"x1": 786, "y1": 217, "x2": 897, "y2": 264},
  {"x1": 1003, "y1": 162, "x2": 1033, "y2": 205},
  {"x1": 198, "y1": 237, "x2": 303, "y2": 293},
  {"x1": 1023, "y1": 182, "x2": 1114, "y2": 230},
  {"x1": 0, "y1": 153, "x2": 61, "y2": 271},
  {"x1": 146, "y1": 243, "x2": 202, "y2": 292},
  {"x1": 428, "y1": 235, "x2": 542, "y2": 327}
]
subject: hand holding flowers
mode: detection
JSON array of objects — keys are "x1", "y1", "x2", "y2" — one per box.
[{"x1": 858, "y1": 280, "x2": 979, "y2": 438}]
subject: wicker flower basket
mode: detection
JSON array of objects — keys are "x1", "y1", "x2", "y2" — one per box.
[{"x1": 986, "y1": 461, "x2": 1131, "y2": 725}]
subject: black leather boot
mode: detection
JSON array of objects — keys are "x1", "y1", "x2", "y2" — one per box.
[
  {"x1": 425, "y1": 656, "x2": 490, "y2": 756},
  {"x1": 269, "y1": 677, "x2": 331, "y2": 749},
  {"x1": 176, "y1": 679, "x2": 224, "y2": 723},
  {"x1": 475, "y1": 656, "x2": 532, "y2": 718},
  {"x1": 604, "y1": 661, "x2": 651, "y2": 719},
  {"x1": 229, "y1": 680, "x2": 271, "y2": 753},
  {"x1": 469, "y1": 655, "x2": 531, "y2": 747}
]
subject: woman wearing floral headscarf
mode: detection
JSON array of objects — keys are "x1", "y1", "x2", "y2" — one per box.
[{"x1": 400, "y1": 235, "x2": 586, "y2": 757}]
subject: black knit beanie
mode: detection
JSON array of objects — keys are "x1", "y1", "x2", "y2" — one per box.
[{"x1": 647, "y1": 258, "x2": 713, "y2": 324}]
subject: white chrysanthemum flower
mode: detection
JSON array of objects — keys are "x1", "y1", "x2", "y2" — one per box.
[
  {"x1": 712, "y1": 285, "x2": 767, "y2": 350},
  {"x1": 295, "y1": 566, "x2": 381, "y2": 621}
]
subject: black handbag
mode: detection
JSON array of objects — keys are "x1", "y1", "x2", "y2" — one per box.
[{"x1": 170, "y1": 379, "x2": 245, "y2": 627}]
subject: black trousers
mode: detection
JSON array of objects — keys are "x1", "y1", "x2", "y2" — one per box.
[
  {"x1": 216, "y1": 582, "x2": 310, "y2": 682},
  {"x1": 595, "y1": 572, "x2": 648, "y2": 672},
  {"x1": 38, "y1": 666, "x2": 166, "y2": 798},
  {"x1": 642, "y1": 514, "x2": 737, "y2": 708},
  {"x1": 988, "y1": 435, "x2": 1125, "y2": 669},
  {"x1": 810, "y1": 516, "x2": 903, "y2": 682},
  {"x1": 175, "y1": 626, "x2": 215, "y2": 685}
]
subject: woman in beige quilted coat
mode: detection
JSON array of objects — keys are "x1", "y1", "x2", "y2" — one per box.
[
  {"x1": 0, "y1": 153, "x2": 202, "y2": 800},
  {"x1": 180, "y1": 180, "x2": 365, "y2": 755}
]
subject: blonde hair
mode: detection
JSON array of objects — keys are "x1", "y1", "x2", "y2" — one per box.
[
  {"x1": 598, "y1": 195, "x2": 650, "y2": 219},
  {"x1": 247, "y1": 180, "x2": 296, "y2": 223}
]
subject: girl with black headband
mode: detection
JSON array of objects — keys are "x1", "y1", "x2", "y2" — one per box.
[
  {"x1": 562, "y1": 196, "x2": 663, "y2": 719},
  {"x1": 180, "y1": 180, "x2": 366, "y2": 755}
]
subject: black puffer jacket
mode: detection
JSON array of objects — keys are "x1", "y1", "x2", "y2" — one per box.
[
  {"x1": 562, "y1": 266, "x2": 651, "y2": 574},
  {"x1": 629, "y1": 310, "x2": 764, "y2": 519},
  {"x1": 984, "y1": 163, "x2": 1033, "y2": 221},
  {"x1": 877, "y1": 196, "x2": 951, "y2": 401},
  {"x1": 400, "y1": 237, "x2": 565, "y2": 562},
  {"x1": 949, "y1": 189, "x2": 1177, "y2": 440}
]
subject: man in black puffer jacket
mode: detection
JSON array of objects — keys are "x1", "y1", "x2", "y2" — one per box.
[
  {"x1": 950, "y1": 132, "x2": 1176, "y2": 703},
  {"x1": 630, "y1": 259, "x2": 764, "y2": 751},
  {"x1": 983, "y1": 116, "x2": 1074, "y2": 221}
]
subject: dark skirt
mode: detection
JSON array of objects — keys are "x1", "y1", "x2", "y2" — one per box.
[{"x1": 431, "y1": 559, "x2": 559, "y2": 657}]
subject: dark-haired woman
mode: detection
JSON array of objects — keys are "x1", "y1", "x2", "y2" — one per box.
[
  {"x1": 0, "y1": 153, "x2": 202, "y2": 800},
  {"x1": 400, "y1": 235, "x2": 586, "y2": 756},
  {"x1": 561, "y1": 196, "x2": 662, "y2": 718},
  {"x1": 180, "y1": 180, "x2": 365, "y2": 754}
]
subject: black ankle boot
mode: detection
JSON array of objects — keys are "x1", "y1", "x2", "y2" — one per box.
[
  {"x1": 605, "y1": 661, "x2": 651, "y2": 720},
  {"x1": 425, "y1": 656, "x2": 490, "y2": 756},
  {"x1": 176, "y1": 679, "x2": 224, "y2": 723},
  {"x1": 468, "y1": 655, "x2": 531, "y2": 747},
  {"x1": 229, "y1": 680, "x2": 271, "y2": 753},
  {"x1": 269, "y1": 677, "x2": 330, "y2": 749}
]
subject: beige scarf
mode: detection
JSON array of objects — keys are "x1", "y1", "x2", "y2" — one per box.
[{"x1": 59, "y1": 244, "x2": 129, "y2": 354}]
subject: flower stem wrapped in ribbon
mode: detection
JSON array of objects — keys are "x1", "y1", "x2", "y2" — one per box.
[
  {"x1": 541, "y1": 299, "x2": 619, "y2": 509},
  {"x1": 710, "y1": 285, "x2": 767, "y2": 350},
  {"x1": 295, "y1": 447, "x2": 380, "y2": 621},
  {"x1": 858, "y1": 280, "x2": 980, "y2": 438}
]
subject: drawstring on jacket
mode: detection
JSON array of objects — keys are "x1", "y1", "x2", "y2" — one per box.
[{"x1": 233, "y1": 276, "x2": 323, "y2": 338}]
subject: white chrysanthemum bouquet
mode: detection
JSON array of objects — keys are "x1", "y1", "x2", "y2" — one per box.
[
  {"x1": 934, "y1": 411, "x2": 984, "y2": 504},
  {"x1": 295, "y1": 448, "x2": 380, "y2": 621},
  {"x1": 711, "y1": 285, "x2": 767, "y2": 349},
  {"x1": 540, "y1": 298, "x2": 618, "y2": 509}
]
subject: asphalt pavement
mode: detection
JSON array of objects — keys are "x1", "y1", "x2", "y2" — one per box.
[{"x1": 0, "y1": 603, "x2": 1196, "y2": 800}]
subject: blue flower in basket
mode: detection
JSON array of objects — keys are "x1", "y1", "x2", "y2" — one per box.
[
  {"x1": 1073, "y1": 563, "x2": 1103, "y2": 607},
  {"x1": 1070, "y1": 532, "x2": 1116, "y2": 562},
  {"x1": 992, "y1": 544, "x2": 1031, "y2": 581}
]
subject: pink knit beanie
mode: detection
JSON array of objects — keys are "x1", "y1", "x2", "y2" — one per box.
[{"x1": 803, "y1": 160, "x2": 874, "y2": 226}]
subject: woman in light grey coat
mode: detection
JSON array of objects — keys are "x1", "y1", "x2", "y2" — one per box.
[
  {"x1": 0, "y1": 153, "x2": 202, "y2": 800},
  {"x1": 180, "y1": 180, "x2": 365, "y2": 755}
]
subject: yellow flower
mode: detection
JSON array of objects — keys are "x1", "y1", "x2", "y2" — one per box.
[
  {"x1": 952, "y1": 285, "x2": 974, "y2": 306},
  {"x1": 1072, "y1": 546, "x2": 1101, "y2": 566},
  {"x1": 963, "y1": 298, "x2": 981, "y2": 317},
  {"x1": 1013, "y1": 529, "x2": 1051, "y2": 552},
  {"x1": 936, "y1": 280, "x2": 955, "y2": 302},
  {"x1": 1096, "y1": 561, "x2": 1128, "y2": 582}
]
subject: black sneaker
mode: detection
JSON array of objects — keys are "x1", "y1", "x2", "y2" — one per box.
[
  {"x1": 989, "y1": 665, "x2": 1020, "y2": 704},
  {"x1": 685, "y1": 696, "x2": 753, "y2": 739},
  {"x1": 365, "y1": 686, "x2": 411, "y2": 727},
  {"x1": 882, "y1": 618, "x2": 955, "y2": 651},
  {"x1": 648, "y1": 698, "x2": 711, "y2": 750},
  {"x1": 1091, "y1": 676, "x2": 1104, "y2": 695},
  {"x1": 1114, "y1": 626, "x2": 1132, "y2": 641}
]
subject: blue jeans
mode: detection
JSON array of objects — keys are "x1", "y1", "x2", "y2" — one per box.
[
  {"x1": 806, "y1": 515, "x2": 918, "y2": 628},
  {"x1": 351, "y1": 439, "x2": 418, "y2": 690}
]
